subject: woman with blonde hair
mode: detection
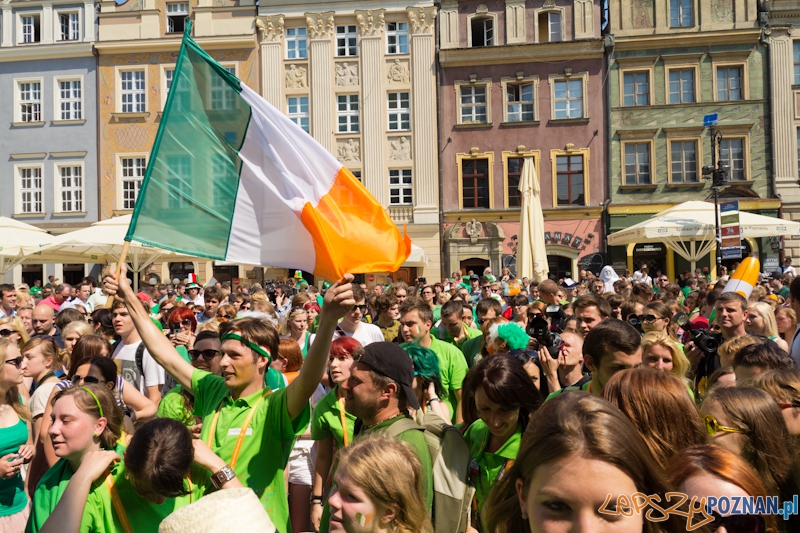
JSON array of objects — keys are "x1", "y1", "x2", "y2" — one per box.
[
  {"x1": 641, "y1": 331, "x2": 692, "y2": 390},
  {"x1": 22, "y1": 337, "x2": 63, "y2": 446},
  {"x1": 775, "y1": 306, "x2": 797, "y2": 345},
  {"x1": 281, "y1": 307, "x2": 311, "y2": 357},
  {"x1": 15, "y1": 288, "x2": 33, "y2": 309},
  {"x1": 747, "y1": 301, "x2": 789, "y2": 351},
  {"x1": 328, "y1": 435, "x2": 433, "y2": 533},
  {"x1": 0, "y1": 316, "x2": 29, "y2": 349},
  {"x1": 61, "y1": 320, "x2": 93, "y2": 364}
]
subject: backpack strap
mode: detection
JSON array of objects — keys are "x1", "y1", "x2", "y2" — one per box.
[
  {"x1": 383, "y1": 417, "x2": 424, "y2": 440},
  {"x1": 135, "y1": 343, "x2": 146, "y2": 380}
]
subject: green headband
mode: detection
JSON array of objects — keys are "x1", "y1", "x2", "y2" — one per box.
[
  {"x1": 221, "y1": 331, "x2": 272, "y2": 361},
  {"x1": 80, "y1": 387, "x2": 104, "y2": 419}
]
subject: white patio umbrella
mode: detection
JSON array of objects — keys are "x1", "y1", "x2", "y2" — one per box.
[
  {"x1": 0, "y1": 217, "x2": 59, "y2": 274},
  {"x1": 402, "y1": 244, "x2": 428, "y2": 267},
  {"x1": 516, "y1": 157, "x2": 549, "y2": 282},
  {"x1": 607, "y1": 200, "x2": 800, "y2": 271}
]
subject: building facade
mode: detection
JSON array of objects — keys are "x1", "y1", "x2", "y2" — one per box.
[
  {"x1": 0, "y1": 0, "x2": 99, "y2": 285},
  {"x1": 438, "y1": 0, "x2": 606, "y2": 281},
  {"x1": 95, "y1": 0, "x2": 259, "y2": 286},
  {"x1": 606, "y1": 0, "x2": 778, "y2": 278},
  {"x1": 256, "y1": 0, "x2": 440, "y2": 285}
]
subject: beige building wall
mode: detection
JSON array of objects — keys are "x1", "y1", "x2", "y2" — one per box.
[{"x1": 257, "y1": 1, "x2": 441, "y2": 282}]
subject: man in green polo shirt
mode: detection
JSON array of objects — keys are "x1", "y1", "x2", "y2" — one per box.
[
  {"x1": 437, "y1": 300, "x2": 482, "y2": 350},
  {"x1": 460, "y1": 298, "x2": 502, "y2": 367},
  {"x1": 344, "y1": 341, "x2": 433, "y2": 509},
  {"x1": 399, "y1": 298, "x2": 468, "y2": 424},
  {"x1": 105, "y1": 264, "x2": 354, "y2": 533}
]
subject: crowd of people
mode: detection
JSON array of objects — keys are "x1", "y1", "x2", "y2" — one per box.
[{"x1": 1, "y1": 260, "x2": 800, "y2": 532}]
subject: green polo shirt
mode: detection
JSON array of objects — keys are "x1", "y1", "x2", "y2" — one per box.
[
  {"x1": 157, "y1": 385, "x2": 195, "y2": 428},
  {"x1": 403, "y1": 336, "x2": 468, "y2": 417},
  {"x1": 779, "y1": 286, "x2": 790, "y2": 299},
  {"x1": 310, "y1": 386, "x2": 356, "y2": 450},
  {"x1": 459, "y1": 335, "x2": 484, "y2": 368},
  {"x1": 193, "y1": 369, "x2": 310, "y2": 533},
  {"x1": 545, "y1": 380, "x2": 592, "y2": 401},
  {"x1": 464, "y1": 420, "x2": 523, "y2": 514},
  {"x1": 358, "y1": 416, "x2": 433, "y2": 510},
  {"x1": 437, "y1": 323, "x2": 482, "y2": 351}
]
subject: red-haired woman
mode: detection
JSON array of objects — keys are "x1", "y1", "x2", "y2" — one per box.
[{"x1": 167, "y1": 307, "x2": 197, "y2": 363}]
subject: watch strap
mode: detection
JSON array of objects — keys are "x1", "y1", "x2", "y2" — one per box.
[{"x1": 211, "y1": 464, "x2": 235, "y2": 489}]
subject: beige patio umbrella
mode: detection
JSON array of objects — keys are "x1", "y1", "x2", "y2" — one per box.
[
  {"x1": 516, "y1": 157, "x2": 549, "y2": 282},
  {"x1": 0, "y1": 217, "x2": 59, "y2": 274}
]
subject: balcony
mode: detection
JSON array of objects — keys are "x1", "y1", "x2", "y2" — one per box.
[{"x1": 388, "y1": 206, "x2": 413, "y2": 225}]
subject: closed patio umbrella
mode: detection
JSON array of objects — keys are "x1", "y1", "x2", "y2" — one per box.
[{"x1": 517, "y1": 157, "x2": 549, "y2": 282}]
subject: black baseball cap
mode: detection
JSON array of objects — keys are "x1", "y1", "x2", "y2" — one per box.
[
  {"x1": 469, "y1": 274, "x2": 480, "y2": 281},
  {"x1": 356, "y1": 342, "x2": 420, "y2": 410}
]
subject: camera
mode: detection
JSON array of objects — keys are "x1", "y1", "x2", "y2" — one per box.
[
  {"x1": 627, "y1": 314, "x2": 643, "y2": 333},
  {"x1": 674, "y1": 312, "x2": 719, "y2": 357},
  {"x1": 545, "y1": 304, "x2": 567, "y2": 333},
  {"x1": 526, "y1": 313, "x2": 564, "y2": 358},
  {"x1": 418, "y1": 277, "x2": 426, "y2": 285}
]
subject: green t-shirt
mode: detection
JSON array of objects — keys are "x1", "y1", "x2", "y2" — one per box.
[
  {"x1": 265, "y1": 366, "x2": 285, "y2": 391},
  {"x1": 310, "y1": 386, "x2": 355, "y2": 450},
  {"x1": 193, "y1": 369, "x2": 310, "y2": 533},
  {"x1": 432, "y1": 305, "x2": 442, "y2": 324},
  {"x1": 1, "y1": 419, "x2": 28, "y2": 517},
  {"x1": 464, "y1": 420, "x2": 522, "y2": 514},
  {"x1": 459, "y1": 336, "x2": 484, "y2": 368},
  {"x1": 779, "y1": 286, "x2": 790, "y2": 299},
  {"x1": 404, "y1": 336, "x2": 468, "y2": 417},
  {"x1": 545, "y1": 380, "x2": 592, "y2": 401},
  {"x1": 358, "y1": 416, "x2": 433, "y2": 510},
  {"x1": 157, "y1": 385, "x2": 194, "y2": 428},
  {"x1": 436, "y1": 323, "x2": 482, "y2": 351}
]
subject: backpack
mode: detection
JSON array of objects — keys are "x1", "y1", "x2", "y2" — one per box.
[{"x1": 385, "y1": 413, "x2": 475, "y2": 533}]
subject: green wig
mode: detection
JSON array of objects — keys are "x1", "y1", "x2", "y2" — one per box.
[
  {"x1": 496, "y1": 323, "x2": 531, "y2": 351},
  {"x1": 402, "y1": 343, "x2": 445, "y2": 399}
]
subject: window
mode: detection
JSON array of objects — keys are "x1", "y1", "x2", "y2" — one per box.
[
  {"x1": 460, "y1": 85, "x2": 487, "y2": 124},
  {"x1": 120, "y1": 70, "x2": 145, "y2": 113},
  {"x1": 287, "y1": 96, "x2": 309, "y2": 133},
  {"x1": 211, "y1": 155, "x2": 228, "y2": 207},
  {"x1": 470, "y1": 17, "x2": 493, "y2": 47},
  {"x1": 795, "y1": 43, "x2": 800, "y2": 85},
  {"x1": 286, "y1": 28, "x2": 307, "y2": 59},
  {"x1": 352, "y1": 170, "x2": 362, "y2": 182},
  {"x1": 797, "y1": 128, "x2": 800, "y2": 178},
  {"x1": 337, "y1": 94, "x2": 359, "y2": 133},
  {"x1": 624, "y1": 143, "x2": 651, "y2": 185},
  {"x1": 556, "y1": 155, "x2": 585, "y2": 205},
  {"x1": 121, "y1": 157, "x2": 146, "y2": 209},
  {"x1": 668, "y1": 69, "x2": 695, "y2": 104},
  {"x1": 623, "y1": 72, "x2": 649, "y2": 106},
  {"x1": 461, "y1": 159, "x2": 490, "y2": 208},
  {"x1": 554, "y1": 79, "x2": 583, "y2": 119},
  {"x1": 386, "y1": 22, "x2": 408, "y2": 54},
  {"x1": 58, "y1": 80, "x2": 82, "y2": 120},
  {"x1": 670, "y1": 140, "x2": 698, "y2": 183},
  {"x1": 506, "y1": 158, "x2": 523, "y2": 207},
  {"x1": 167, "y1": 156, "x2": 191, "y2": 208},
  {"x1": 506, "y1": 84, "x2": 534, "y2": 122},
  {"x1": 211, "y1": 66, "x2": 236, "y2": 110},
  {"x1": 21, "y1": 15, "x2": 40, "y2": 43},
  {"x1": 669, "y1": 0, "x2": 693, "y2": 27},
  {"x1": 18, "y1": 167, "x2": 43, "y2": 214},
  {"x1": 336, "y1": 25, "x2": 357, "y2": 57},
  {"x1": 720, "y1": 138, "x2": 745, "y2": 181},
  {"x1": 167, "y1": 3, "x2": 188, "y2": 34},
  {"x1": 717, "y1": 67, "x2": 742, "y2": 101},
  {"x1": 388, "y1": 92, "x2": 410, "y2": 131},
  {"x1": 538, "y1": 12, "x2": 561, "y2": 43},
  {"x1": 58, "y1": 165, "x2": 83, "y2": 212},
  {"x1": 59, "y1": 12, "x2": 80, "y2": 41},
  {"x1": 389, "y1": 169, "x2": 412, "y2": 205},
  {"x1": 18, "y1": 81, "x2": 41, "y2": 122}
]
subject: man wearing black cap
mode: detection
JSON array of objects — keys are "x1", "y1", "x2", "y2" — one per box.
[{"x1": 343, "y1": 341, "x2": 433, "y2": 509}]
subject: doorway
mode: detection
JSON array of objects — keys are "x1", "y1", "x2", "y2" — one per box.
[
  {"x1": 547, "y1": 255, "x2": 572, "y2": 281},
  {"x1": 460, "y1": 258, "x2": 489, "y2": 277}
]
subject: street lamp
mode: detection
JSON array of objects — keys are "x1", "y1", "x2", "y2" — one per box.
[{"x1": 703, "y1": 128, "x2": 729, "y2": 275}]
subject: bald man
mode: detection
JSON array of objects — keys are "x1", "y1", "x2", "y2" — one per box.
[{"x1": 32, "y1": 305, "x2": 64, "y2": 348}]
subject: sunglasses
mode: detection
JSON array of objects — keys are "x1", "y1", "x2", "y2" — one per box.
[
  {"x1": 240, "y1": 304, "x2": 251, "y2": 310},
  {"x1": 170, "y1": 319, "x2": 193, "y2": 328},
  {"x1": 778, "y1": 401, "x2": 800, "y2": 410},
  {"x1": 73, "y1": 375, "x2": 104, "y2": 384},
  {"x1": 4, "y1": 356, "x2": 23, "y2": 368},
  {"x1": 353, "y1": 305, "x2": 368, "y2": 312},
  {"x1": 87, "y1": 319, "x2": 94, "y2": 325},
  {"x1": 704, "y1": 414, "x2": 746, "y2": 437},
  {"x1": 642, "y1": 315, "x2": 663, "y2": 323},
  {"x1": 162, "y1": 307, "x2": 175, "y2": 313},
  {"x1": 708, "y1": 512, "x2": 765, "y2": 533},
  {"x1": 189, "y1": 349, "x2": 221, "y2": 361},
  {"x1": 0, "y1": 329, "x2": 14, "y2": 337}
]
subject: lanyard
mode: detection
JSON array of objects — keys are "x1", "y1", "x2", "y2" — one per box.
[
  {"x1": 205, "y1": 388, "x2": 271, "y2": 468},
  {"x1": 337, "y1": 396, "x2": 349, "y2": 447},
  {"x1": 105, "y1": 472, "x2": 195, "y2": 533}
]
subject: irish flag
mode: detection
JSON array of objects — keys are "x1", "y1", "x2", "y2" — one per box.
[{"x1": 125, "y1": 23, "x2": 411, "y2": 282}]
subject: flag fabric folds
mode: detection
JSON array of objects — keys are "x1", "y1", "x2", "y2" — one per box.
[{"x1": 125, "y1": 23, "x2": 411, "y2": 281}]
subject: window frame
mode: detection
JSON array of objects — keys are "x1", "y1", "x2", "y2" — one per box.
[
  {"x1": 386, "y1": 22, "x2": 409, "y2": 55},
  {"x1": 56, "y1": 10, "x2": 81, "y2": 41},
  {"x1": 285, "y1": 27, "x2": 308, "y2": 60},
  {"x1": 335, "y1": 25, "x2": 358, "y2": 57},
  {"x1": 336, "y1": 93, "x2": 360, "y2": 133},
  {"x1": 666, "y1": 138, "x2": 700, "y2": 185},
  {"x1": 548, "y1": 72, "x2": 589, "y2": 121},
  {"x1": 617, "y1": 62, "x2": 655, "y2": 108},
  {"x1": 387, "y1": 92, "x2": 411, "y2": 131},
  {"x1": 501, "y1": 74, "x2": 539, "y2": 124},
  {"x1": 622, "y1": 70, "x2": 651, "y2": 107},
  {"x1": 287, "y1": 95, "x2": 310, "y2": 133},
  {"x1": 466, "y1": 11, "x2": 497, "y2": 48},
  {"x1": 551, "y1": 149, "x2": 590, "y2": 207},
  {"x1": 794, "y1": 42, "x2": 800, "y2": 86},
  {"x1": 714, "y1": 65, "x2": 745, "y2": 102},
  {"x1": 14, "y1": 164, "x2": 45, "y2": 215},
  {"x1": 116, "y1": 67, "x2": 147, "y2": 114},
  {"x1": 502, "y1": 150, "x2": 540, "y2": 209},
  {"x1": 533, "y1": 7, "x2": 565, "y2": 43},
  {"x1": 455, "y1": 79, "x2": 492, "y2": 126},
  {"x1": 669, "y1": 0, "x2": 694, "y2": 28},
  {"x1": 53, "y1": 161, "x2": 85, "y2": 214},
  {"x1": 388, "y1": 168, "x2": 413, "y2": 206},
  {"x1": 15, "y1": 78, "x2": 43, "y2": 124},
  {"x1": 166, "y1": 2, "x2": 189, "y2": 34},
  {"x1": 457, "y1": 152, "x2": 495, "y2": 209},
  {"x1": 117, "y1": 153, "x2": 148, "y2": 211},
  {"x1": 209, "y1": 63, "x2": 237, "y2": 111},
  {"x1": 665, "y1": 64, "x2": 699, "y2": 105},
  {"x1": 19, "y1": 12, "x2": 41, "y2": 44},
  {"x1": 53, "y1": 75, "x2": 84, "y2": 122},
  {"x1": 717, "y1": 135, "x2": 750, "y2": 182},
  {"x1": 711, "y1": 53, "x2": 750, "y2": 102}
]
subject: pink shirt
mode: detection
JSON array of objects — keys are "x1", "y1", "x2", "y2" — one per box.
[{"x1": 37, "y1": 295, "x2": 61, "y2": 312}]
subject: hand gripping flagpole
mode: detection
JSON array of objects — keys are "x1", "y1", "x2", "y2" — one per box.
[{"x1": 106, "y1": 240, "x2": 131, "y2": 307}]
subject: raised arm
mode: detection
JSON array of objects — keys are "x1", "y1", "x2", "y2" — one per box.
[
  {"x1": 104, "y1": 263, "x2": 196, "y2": 394},
  {"x1": 285, "y1": 275, "x2": 354, "y2": 420},
  {"x1": 120, "y1": 379, "x2": 158, "y2": 422}
]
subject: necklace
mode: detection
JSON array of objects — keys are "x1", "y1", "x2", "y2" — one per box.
[{"x1": 365, "y1": 412, "x2": 405, "y2": 430}]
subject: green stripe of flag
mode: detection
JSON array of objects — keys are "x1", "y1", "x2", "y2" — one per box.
[{"x1": 125, "y1": 21, "x2": 251, "y2": 260}]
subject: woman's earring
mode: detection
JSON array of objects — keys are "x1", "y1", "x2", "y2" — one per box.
[
  {"x1": 521, "y1": 511, "x2": 528, "y2": 520},
  {"x1": 93, "y1": 432, "x2": 98, "y2": 437}
]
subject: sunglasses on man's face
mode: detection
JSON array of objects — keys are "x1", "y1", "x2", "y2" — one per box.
[
  {"x1": 4, "y1": 356, "x2": 23, "y2": 369},
  {"x1": 189, "y1": 349, "x2": 222, "y2": 361},
  {"x1": 352, "y1": 305, "x2": 368, "y2": 312}
]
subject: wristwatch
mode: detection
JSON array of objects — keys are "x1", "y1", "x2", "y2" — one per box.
[
  {"x1": 310, "y1": 494, "x2": 324, "y2": 505},
  {"x1": 211, "y1": 464, "x2": 236, "y2": 489}
]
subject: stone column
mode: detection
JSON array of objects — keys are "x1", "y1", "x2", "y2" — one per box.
[
  {"x1": 407, "y1": 7, "x2": 438, "y2": 224},
  {"x1": 256, "y1": 15, "x2": 284, "y2": 108},
  {"x1": 306, "y1": 12, "x2": 335, "y2": 153},
  {"x1": 355, "y1": 10, "x2": 386, "y2": 204}
]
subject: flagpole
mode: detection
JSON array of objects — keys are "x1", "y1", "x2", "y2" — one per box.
[{"x1": 106, "y1": 240, "x2": 131, "y2": 307}]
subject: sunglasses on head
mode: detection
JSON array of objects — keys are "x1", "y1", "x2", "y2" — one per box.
[
  {"x1": 0, "y1": 329, "x2": 14, "y2": 337},
  {"x1": 709, "y1": 512, "x2": 765, "y2": 533},
  {"x1": 704, "y1": 414, "x2": 746, "y2": 437},
  {"x1": 189, "y1": 349, "x2": 221, "y2": 361},
  {"x1": 4, "y1": 356, "x2": 23, "y2": 368}
]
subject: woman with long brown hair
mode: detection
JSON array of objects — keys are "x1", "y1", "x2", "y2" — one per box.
[{"x1": 754, "y1": 368, "x2": 800, "y2": 435}]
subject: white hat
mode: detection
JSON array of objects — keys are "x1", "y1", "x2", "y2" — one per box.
[{"x1": 158, "y1": 488, "x2": 276, "y2": 533}]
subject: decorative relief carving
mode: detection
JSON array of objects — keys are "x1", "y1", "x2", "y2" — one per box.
[
  {"x1": 476, "y1": 4, "x2": 488, "y2": 13},
  {"x1": 335, "y1": 62, "x2": 359, "y2": 86},
  {"x1": 306, "y1": 13, "x2": 334, "y2": 39},
  {"x1": 256, "y1": 15, "x2": 284, "y2": 43},
  {"x1": 389, "y1": 137, "x2": 411, "y2": 160},
  {"x1": 631, "y1": 0, "x2": 653, "y2": 28},
  {"x1": 337, "y1": 139, "x2": 361, "y2": 162},
  {"x1": 466, "y1": 219, "x2": 483, "y2": 242},
  {"x1": 711, "y1": 0, "x2": 734, "y2": 22},
  {"x1": 355, "y1": 10, "x2": 385, "y2": 37},
  {"x1": 285, "y1": 64, "x2": 307, "y2": 88},
  {"x1": 387, "y1": 59, "x2": 410, "y2": 83},
  {"x1": 407, "y1": 7, "x2": 437, "y2": 35},
  {"x1": 543, "y1": 0, "x2": 556, "y2": 8}
]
